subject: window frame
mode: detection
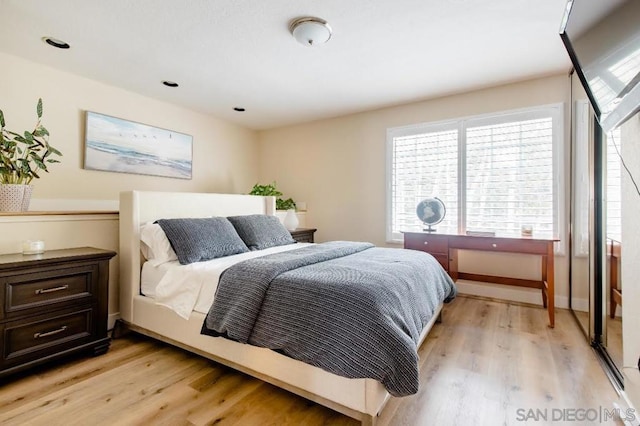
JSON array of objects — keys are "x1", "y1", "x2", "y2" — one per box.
[{"x1": 386, "y1": 103, "x2": 565, "y2": 253}]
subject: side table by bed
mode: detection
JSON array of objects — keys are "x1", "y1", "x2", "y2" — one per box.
[
  {"x1": 289, "y1": 228, "x2": 317, "y2": 243},
  {"x1": 0, "y1": 247, "x2": 116, "y2": 378}
]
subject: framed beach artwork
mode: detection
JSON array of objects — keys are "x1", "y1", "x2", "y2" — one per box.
[{"x1": 84, "y1": 111, "x2": 193, "y2": 179}]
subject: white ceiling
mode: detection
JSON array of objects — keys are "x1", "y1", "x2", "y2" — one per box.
[{"x1": 0, "y1": 0, "x2": 573, "y2": 130}]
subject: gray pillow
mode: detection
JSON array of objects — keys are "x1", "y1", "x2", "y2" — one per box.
[
  {"x1": 156, "y1": 217, "x2": 249, "y2": 265},
  {"x1": 228, "y1": 214, "x2": 296, "y2": 251}
]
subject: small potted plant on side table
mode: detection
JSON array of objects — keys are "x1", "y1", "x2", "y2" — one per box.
[{"x1": 248, "y1": 181, "x2": 298, "y2": 230}]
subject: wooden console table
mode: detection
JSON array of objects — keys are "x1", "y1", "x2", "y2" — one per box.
[{"x1": 404, "y1": 232, "x2": 558, "y2": 328}]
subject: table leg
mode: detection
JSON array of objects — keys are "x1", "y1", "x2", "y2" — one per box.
[
  {"x1": 610, "y1": 246, "x2": 619, "y2": 319},
  {"x1": 449, "y1": 248, "x2": 458, "y2": 281},
  {"x1": 546, "y1": 242, "x2": 555, "y2": 328},
  {"x1": 541, "y1": 255, "x2": 548, "y2": 309}
]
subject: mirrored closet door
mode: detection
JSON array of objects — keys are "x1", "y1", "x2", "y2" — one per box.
[
  {"x1": 569, "y1": 98, "x2": 592, "y2": 338},
  {"x1": 569, "y1": 73, "x2": 624, "y2": 389},
  {"x1": 603, "y1": 126, "x2": 624, "y2": 377}
]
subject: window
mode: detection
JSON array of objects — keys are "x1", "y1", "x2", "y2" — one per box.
[
  {"x1": 389, "y1": 124, "x2": 459, "y2": 236},
  {"x1": 387, "y1": 104, "x2": 563, "y2": 245}
]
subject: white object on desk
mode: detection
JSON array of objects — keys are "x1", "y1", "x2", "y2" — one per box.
[
  {"x1": 22, "y1": 240, "x2": 45, "y2": 255},
  {"x1": 521, "y1": 225, "x2": 533, "y2": 237}
]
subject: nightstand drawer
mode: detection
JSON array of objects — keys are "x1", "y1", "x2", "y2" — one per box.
[
  {"x1": 293, "y1": 234, "x2": 314, "y2": 243},
  {"x1": 3, "y1": 307, "x2": 93, "y2": 362},
  {"x1": 5, "y1": 265, "x2": 97, "y2": 315},
  {"x1": 403, "y1": 233, "x2": 449, "y2": 254},
  {"x1": 290, "y1": 228, "x2": 317, "y2": 243}
]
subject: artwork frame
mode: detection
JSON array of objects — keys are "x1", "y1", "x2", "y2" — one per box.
[{"x1": 84, "y1": 111, "x2": 193, "y2": 180}]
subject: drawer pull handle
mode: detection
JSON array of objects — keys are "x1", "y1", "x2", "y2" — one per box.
[
  {"x1": 34, "y1": 325, "x2": 68, "y2": 339},
  {"x1": 35, "y1": 285, "x2": 69, "y2": 295},
  {"x1": 423, "y1": 241, "x2": 429, "y2": 245},
  {"x1": 492, "y1": 243, "x2": 497, "y2": 248}
]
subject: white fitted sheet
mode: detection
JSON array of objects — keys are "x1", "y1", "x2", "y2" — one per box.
[
  {"x1": 141, "y1": 243, "x2": 311, "y2": 319},
  {"x1": 141, "y1": 261, "x2": 177, "y2": 298}
]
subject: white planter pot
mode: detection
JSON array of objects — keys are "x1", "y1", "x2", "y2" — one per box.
[
  {"x1": 275, "y1": 210, "x2": 307, "y2": 227},
  {"x1": 283, "y1": 209, "x2": 299, "y2": 231},
  {"x1": 0, "y1": 184, "x2": 33, "y2": 212}
]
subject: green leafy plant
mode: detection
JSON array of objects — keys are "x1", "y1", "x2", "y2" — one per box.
[
  {"x1": 0, "y1": 99, "x2": 62, "y2": 185},
  {"x1": 276, "y1": 197, "x2": 296, "y2": 210},
  {"x1": 249, "y1": 181, "x2": 296, "y2": 210},
  {"x1": 249, "y1": 182, "x2": 282, "y2": 197}
]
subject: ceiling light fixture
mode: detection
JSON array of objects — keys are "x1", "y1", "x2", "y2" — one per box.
[
  {"x1": 162, "y1": 80, "x2": 179, "y2": 87},
  {"x1": 289, "y1": 17, "x2": 332, "y2": 47},
  {"x1": 43, "y1": 37, "x2": 70, "y2": 49}
]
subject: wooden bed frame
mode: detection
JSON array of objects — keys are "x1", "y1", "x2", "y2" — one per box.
[{"x1": 119, "y1": 190, "x2": 442, "y2": 425}]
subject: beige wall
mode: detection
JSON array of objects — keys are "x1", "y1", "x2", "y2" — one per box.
[
  {"x1": 622, "y1": 113, "x2": 640, "y2": 368},
  {"x1": 0, "y1": 51, "x2": 259, "y2": 200},
  {"x1": 258, "y1": 74, "x2": 572, "y2": 306},
  {"x1": 1, "y1": 51, "x2": 259, "y2": 323},
  {"x1": 621, "y1": 113, "x2": 640, "y2": 412}
]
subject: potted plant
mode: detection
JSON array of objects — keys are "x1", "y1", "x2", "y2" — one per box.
[
  {"x1": 248, "y1": 181, "x2": 297, "y2": 210},
  {"x1": 248, "y1": 181, "x2": 299, "y2": 230},
  {"x1": 0, "y1": 99, "x2": 62, "y2": 211}
]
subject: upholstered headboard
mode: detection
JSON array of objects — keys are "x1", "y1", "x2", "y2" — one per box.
[{"x1": 118, "y1": 190, "x2": 276, "y2": 322}]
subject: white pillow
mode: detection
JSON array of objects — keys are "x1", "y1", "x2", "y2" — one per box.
[{"x1": 140, "y1": 222, "x2": 178, "y2": 265}]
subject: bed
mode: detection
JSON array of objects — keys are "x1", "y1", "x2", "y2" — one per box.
[{"x1": 119, "y1": 190, "x2": 454, "y2": 425}]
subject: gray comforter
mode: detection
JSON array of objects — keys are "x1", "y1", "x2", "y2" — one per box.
[{"x1": 201, "y1": 241, "x2": 456, "y2": 396}]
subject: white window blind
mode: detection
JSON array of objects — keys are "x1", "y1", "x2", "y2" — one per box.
[
  {"x1": 390, "y1": 127, "x2": 458, "y2": 238},
  {"x1": 387, "y1": 104, "x2": 562, "y2": 244},
  {"x1": 466, "y1": 118, "x2": 554, "y2": 235}
]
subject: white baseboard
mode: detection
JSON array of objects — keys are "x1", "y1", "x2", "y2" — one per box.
[
  {"x1": 108, "y1": 313, "x2": 120, "y2": 331},
  {"x1": 570, "y1": 296, "x2": 589, "y2": 313},
  {"x1": 456, "y1": 280, "x2": 622, "y2": 317},
  {"x1": 455, "y1": 280, "x2": 576, "y2": 311},
  {"x1": 456, "y1": 279, "x2": 545, "y2": 305}
]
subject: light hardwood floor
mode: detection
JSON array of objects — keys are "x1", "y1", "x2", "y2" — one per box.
[
  {"x1": 0, "y1": 296, "x2": 623, "y2": 425},
  {"x1": 573, "y1": 310, "x2": 623, "y2": 371},
  {"x1": 607, "y1": 317, "x2": 623, "y2": 369}
]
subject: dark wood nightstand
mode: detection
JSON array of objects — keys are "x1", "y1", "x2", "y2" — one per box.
[
  {"x1": 0, "y1": 247, "x2": 116, "y2": 378},
  {"x1": 290, "y1": 228, "x2": 317, "y2": 243}
]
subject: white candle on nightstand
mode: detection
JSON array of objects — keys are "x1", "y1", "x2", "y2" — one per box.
[{"x1": 22, "y1": 240, "x2": 45, "y2": 255}]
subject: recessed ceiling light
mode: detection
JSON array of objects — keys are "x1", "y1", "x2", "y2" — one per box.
[
  {"x1": 233, "y1": 107, "x2": 246, "y2": 112},
  {"x1": 43, "y1": 37, "x2": 70, "y2": 49},
  {"x1": 162, "y1": 81, "x2": 179, "y2": 88}
]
